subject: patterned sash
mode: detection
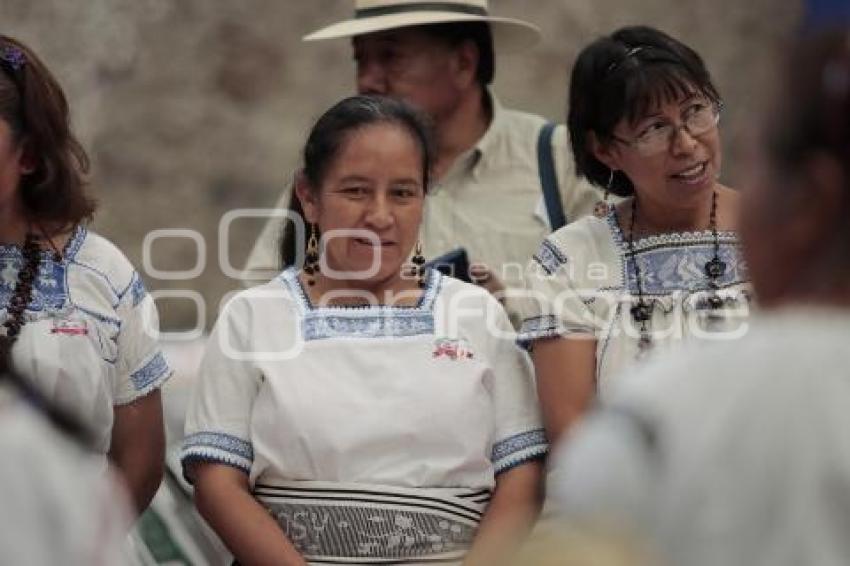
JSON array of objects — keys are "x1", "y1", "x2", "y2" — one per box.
[{"x1": 254, "y1": 480, "x2": 491, "y2": 564}]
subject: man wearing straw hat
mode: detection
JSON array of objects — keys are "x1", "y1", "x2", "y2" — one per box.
[{"x1": 244, "y1": 1, "x2": 601, "y2": 319}]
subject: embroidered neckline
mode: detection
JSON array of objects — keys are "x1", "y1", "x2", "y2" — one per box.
[
  {"x1": 278, "y1": 267, "x2": 443, "y2": 342},
  {"x1": 280, "y1": 266, "x2": 442, "y2": 315},
  {"x1": 0, "y1": 224, "x2": 87, "y2": 263},
  {"x1": 600, "y1": 208, "x2": 747, "y2": 295},
  {"x1": 605, "y1": 208, "x2": 737, "y2": 254},
  {"x1": 0, "y1": 227, "x2": 86, "y2": 317}
]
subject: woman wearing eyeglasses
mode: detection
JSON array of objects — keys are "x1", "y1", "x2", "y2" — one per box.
[{"x1": 518, "y1": 26, "x2": 751, "y2": 445}]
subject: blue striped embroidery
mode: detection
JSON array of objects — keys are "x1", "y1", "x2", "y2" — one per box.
[
  {"x1": 279, "y1": 267, "x2": 442, "y2": 342},
  {"x1": 491, "y1": 429, "x2": 548, "y2": 474},
  {"x1": 129, "y1": 273, "x2": 148, "y2": 307},
  {"x1": 181, "y1": 432, "x2": 254, "y2": 478},
  {"x1": 130, "y1": 351, "x2": 170, "y2": 391},
  {"x1": 532, "y1": 239, "x2": 568, "y2": 275}
]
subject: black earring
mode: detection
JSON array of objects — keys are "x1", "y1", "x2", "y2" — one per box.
[
  {"x1": 303, "y1": 223, "x2": 320, "y2": 286},
  {"x1": 411, "y1": 241, "x2": 426, "y2": 288}
]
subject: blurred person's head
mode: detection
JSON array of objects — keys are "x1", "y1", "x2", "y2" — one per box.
[
  {"x1": 303, "y1": 1, "x2": 539, "y2": 122},
  {"x1": 0, "y1": 35, "x2": 94, "y2": 233},
  {"x1": 283, "y1": 95, "x2": 434, "y2": 292},
  {"x1": 352, "y1": 23, "x2": 493, "y2": 121},
  {"x1": 742, "y1": 29, "x2": 850, "y2": 307},
  {"x1": 569, "y1": 26, "x2": 723, "y2": 208}
]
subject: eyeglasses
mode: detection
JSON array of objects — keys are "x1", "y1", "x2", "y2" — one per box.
[{"x1": 612, "y1": 101, "x2": 722, "y2": 156}]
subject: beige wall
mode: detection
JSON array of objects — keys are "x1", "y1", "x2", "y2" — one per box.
[{"x1": 1, "y1": 0, "x2": 800, "y2": 330}]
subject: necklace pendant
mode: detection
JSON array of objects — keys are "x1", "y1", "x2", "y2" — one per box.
[
  {"x1": 631, "y1": 301, "x2": 653, "y2": 323},
  {"x1": 704, "y1": 258, "x2": 727, "y2": 279}
]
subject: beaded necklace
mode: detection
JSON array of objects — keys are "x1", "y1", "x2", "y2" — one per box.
[
  {"x1": 0, "y1": 233, "x2": 42, "y2": 363},
  {"x1": 626, "y1": 190, "x2": 726, "y2": 353}
]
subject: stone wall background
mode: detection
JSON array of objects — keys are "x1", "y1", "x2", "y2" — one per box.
[{"x1": 1, "y1": 1, "x2": 801, "y2": 331}]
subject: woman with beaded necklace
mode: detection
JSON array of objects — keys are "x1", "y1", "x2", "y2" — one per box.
[
  {"x1": 0, "y1": 35, "x2": 170, "y2": 514},
  {"x1": 518, "y1": 26, "x2": 751, "y2": 445}
]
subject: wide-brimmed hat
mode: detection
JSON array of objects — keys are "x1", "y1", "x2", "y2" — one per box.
[{"x1": 303, "y1": 0, "x2": 541, "y2": 52}]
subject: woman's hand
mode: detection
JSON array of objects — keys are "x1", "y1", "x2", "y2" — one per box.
[
  {"x1": 463, "y1": 459, "x2": 545, "y2": 566},
  {"x1": 109, "y1": 389, "x2": 165, "y2": 515},
  {"x1": 192, "y1": 463, "x2": 307, "y2": 566}
]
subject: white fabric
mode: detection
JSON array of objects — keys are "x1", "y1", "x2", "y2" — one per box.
[
  {"x1": 518, "y1": 211, "x2": 751, "y2": 399},
  {"x1": 549, "y1": 307, "x2": 850, "y2": 566},
  {"x1": 1, "y1": 226, "x2": 172, "y2": 454},
  {"x1": 182, "y1": 268, "x2": 546, "y2": 493},
  {"x1": 241, "y1": 95, "x2": 602, "y2": 326},
  {"x1": 0, "y1": 386, "x2": 132, "y2": 566}
]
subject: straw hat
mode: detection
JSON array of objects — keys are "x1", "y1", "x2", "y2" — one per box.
[{"x1": 303, "y1": 0, "x2": 541, "y2": 52}]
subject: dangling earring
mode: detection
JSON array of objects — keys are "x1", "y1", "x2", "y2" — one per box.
[
  {"x1": 594, "y1": 169, "x2": 613, "y2": 218},
  {"x1": 303, "y1": 223, "x2": 320, "y2": 286},
  {"x1": 411, "y1": 241, "x2": 426, "y2": 288}
]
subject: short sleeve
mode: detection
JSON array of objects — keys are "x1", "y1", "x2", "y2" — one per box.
[
  {"x1": 517, "y1": 236, "x2": 600, "y2": 349},
  {"x1": 483, "y1": 298, "x2": 548, "y2": 475},
  {"x1": 114, "y1": 272, "x2": 172, "y2": 405},
  {"x1": 181, "y1": 295, "x2": 262, "y2": 481}
]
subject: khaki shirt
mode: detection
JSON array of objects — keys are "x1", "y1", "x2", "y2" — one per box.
[{"x1": 242, "y1": 96, "x2": 602, "y2": 322}]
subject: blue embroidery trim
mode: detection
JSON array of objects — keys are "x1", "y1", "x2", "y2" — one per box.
[
  {"x1": 303, "y1": 310, "x2": 435, "y2": 341},
  {"x1": 127, "y1": 272, "x2": 148, "y2": 307},
  {"x1": 63, "y1": 225, "x2": 87, "y2": 261},
  {"x1": 491, "y1": 429, "x2": 548, "y2": 474},
  {"x1": 490, "y1": 428, "x2": 549, "y2": 474},
  {"x1": 605, "y1": 210, "x2": 747, "y2": 294},
  {"x1": 532, "y1": 239, "x2": 568, "y2": 275},
  {"x1": 277, "y1": 267, "x2": 442, "y2": 342},
  {"x1": 492, "y1": 429, "x2": 548, "y2": 461},
  {"x1": 624, "y1": 244, "x2": 746, "y2": 294},
  {"x1": 181, "y1": 432, "x2": 254, "y2": 480},
  {"x1": 0, "y1": 253, "x2": 70, "y2": 315},
  {"x1": 0, "y1": 226, "x2": 96, "y2": 318},
  {"x1": 516, "y1": 315, "x2": 561, "y2": 349},
  {"x1": 130, "y1": 351, "x2": 171, "y2": 391}
]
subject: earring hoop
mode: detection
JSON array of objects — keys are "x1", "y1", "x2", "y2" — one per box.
[{"x1": 594, "y1": 169, "x2": 614, "y2": 218}]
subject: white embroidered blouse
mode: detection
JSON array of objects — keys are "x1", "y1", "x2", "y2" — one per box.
[
  {"x1": 182, "y1": 268, "x2": 547, "y2": 492},
  {"x1": 518, "y1": 211, "x2": 751, "y2": 399},
  {"x1": 1, "y1": 226, "x2": 172, "y2": 454}
]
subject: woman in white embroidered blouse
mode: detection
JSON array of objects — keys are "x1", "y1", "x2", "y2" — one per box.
[
  {"x1": 0, "y1": 35, "x2": 171, "y2": 514},
  {"x1": 518, "y1": 26, "x2": 750, "y2": 446},
  {"x1": 182, "y1": 96, "x2": 547, "y2": 565}
]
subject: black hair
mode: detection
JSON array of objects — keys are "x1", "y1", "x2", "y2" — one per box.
[
  {"x1": 568, "y1": 26, "x2": 721, "y2": 196},
  {"x1": 421, "y1": 21, "x2": 495, "y2": 86},
  {"x1": 278, "y1": 95, "x2": 435, "y2": 268}
]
